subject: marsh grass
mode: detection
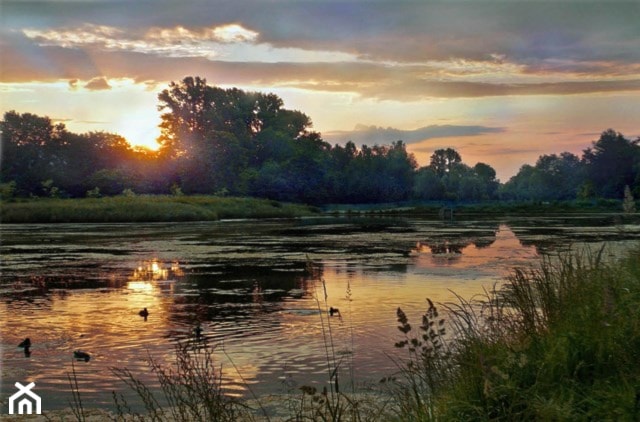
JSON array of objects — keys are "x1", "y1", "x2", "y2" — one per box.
[
  {"x1": 282, "y1": 261, "x2": 388, "y2": 421},
  {"x1": 110, "y1": 340, "x2": 247, "y2": 421},
  {"x1": 391, "y1": 246, "x2": 640, "y2": 420},
  {"x1": 0, "y1": 195, "x2": 318, "y2": 223},
  {"x1": 67, "y1": 361, "x2": 87, "y2": 422}
]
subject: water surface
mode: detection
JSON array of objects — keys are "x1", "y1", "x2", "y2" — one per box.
[{"x1": 1, "y1": 215, "x2": 639, "y2": 411}]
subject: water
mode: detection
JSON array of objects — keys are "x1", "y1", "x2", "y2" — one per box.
[{"x1": 1, "y1": 215, "x2": 639, "y2": 411}]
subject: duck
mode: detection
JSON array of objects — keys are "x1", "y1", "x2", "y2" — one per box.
[
  {"x1": 193, "y1": 324, "x2": 203, "y2": 339},
  {"x1": 73, "y1": 350, "x2": 91, "y2": 362},
  {"x1": 18, "y1": 338, "x2": 31, "y2": 349},
  {"x1": 139, "y1": 308, "x2": 149, "y2": 318},
  {"x1": 329, "y1": 307, "x2": 341, "y2": 317}
]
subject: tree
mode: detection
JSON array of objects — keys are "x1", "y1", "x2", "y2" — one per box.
[
  {"x1": 1, "y1": 111, "x2": 69, "y2": 195},
  {"x1": 582, "y1": 129, "x2": 640, "y2": 198},
  {"x1": 413, "y1": 167, "x2": 444, "y2": 200},
  {"x1": 473, "y1": 162, "x2": 499, "y2": 199},
  {"x1": 156, "y1": 77, "x2": 320, "y2": 196},
  {"x1": 501, "y1": 153, "x2": 584, "y2": 201},
  {"x1": 429, "y1": 148, "x2": 462, "y2": 177}
]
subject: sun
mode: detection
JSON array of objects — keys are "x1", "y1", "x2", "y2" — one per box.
[{"x1": 115, "y1": 112, "x2": 162, "y2": 151}]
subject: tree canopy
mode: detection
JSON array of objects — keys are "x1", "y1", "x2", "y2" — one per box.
[{"x1": 2, "y1": 77, "x2": 638, "y2": 205}]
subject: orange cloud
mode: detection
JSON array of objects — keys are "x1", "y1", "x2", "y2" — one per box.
[{"x1": 84, "y1": 77, "x2": 111, "y2": 90}]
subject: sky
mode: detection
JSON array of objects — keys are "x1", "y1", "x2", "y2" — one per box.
[{"x1": 1, "y1": 0, "x2": 639, "y2": 181}]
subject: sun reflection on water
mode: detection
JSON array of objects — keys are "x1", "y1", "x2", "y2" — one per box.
[{"x1": 130, "y1": 259, "x2": 182, "y2": 281}]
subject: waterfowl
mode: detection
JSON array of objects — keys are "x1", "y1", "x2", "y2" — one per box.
[
  {"x1": 139, "y1": 308, "x2": 149, "y2": 318},
  {"x1": 329, "y1": 307, "x2": 341, "y2": 317},
  {"x1": 73, "y1": 350, "x2": 91, "y2": 362},
  {"x1": 18, "y1": 338, "x2": 31, "y2": 349},
  {"x1": 193, "y1": 324, "x2": 203, "y2": 339}
]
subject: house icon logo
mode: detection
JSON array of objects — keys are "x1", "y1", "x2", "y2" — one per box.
[{"x1": 8, "y1": 382, "x2": 42, "y2": 415}]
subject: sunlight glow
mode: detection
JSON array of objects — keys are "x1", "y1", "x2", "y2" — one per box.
[
  {"x1": 130, "y1": 259, "x2": 173, "y2": 281},
  {"x1": 212, "y1": 23, "x2": 259, "y2": 43},
  {"x1": 127, "y1": 281, "x2": 154, "y2": 291},
  {"x1": 115, "y1": 113, "x2": 162, "y2": 151}
]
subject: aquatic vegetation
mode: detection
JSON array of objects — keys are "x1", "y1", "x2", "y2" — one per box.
[
  {"x1": 111, "y1": 340, "x2": 246, "y2": 421},
  {"x1": 390, "y1": 246, "x2": 640, "y2": 420},
  {"x1": 381, "y1": 299, "x2": 453, "y2": 421}
]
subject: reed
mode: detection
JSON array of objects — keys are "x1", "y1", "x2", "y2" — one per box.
[
  {"x1": 67, "y1": 361, "x2": 87, "y2": 422},
  {"x1": 390, "y1": 246, "x2": 640, "y2": 420},
  {"x1": 286, "y1": 260, "x2": 387, "y2": 421},
  {"x1": 111, "y1": 340, "x2": 246, "y2": 421}
]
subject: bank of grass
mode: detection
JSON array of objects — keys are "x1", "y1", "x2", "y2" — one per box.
[
  {"x1": 326, "y1": 199, "x2": 623, "y2": 217},
  {"x1": 0, "y1": 195, "x2": 319, "y2": 223},
  {"x1": 392, "y1": 246, "x2": 640, "y2": 420}
]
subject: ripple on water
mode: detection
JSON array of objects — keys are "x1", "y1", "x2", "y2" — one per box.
[{"x1": 2, "y1": 216, "x2": 640, "y2": 410}]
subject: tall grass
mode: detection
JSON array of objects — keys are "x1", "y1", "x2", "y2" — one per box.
[
  {"x1": 111, "y1": 340, "x2": 246, "y2": 421},
  {"x1": 391, "y1": 246, "x2": 640, "y2": 420},
  {"x1": 0, "y1": 195, "x2": 318, "y2": 223},
  {"x1": 292, "y1": 261, "x2": 372, "y2": 421}
]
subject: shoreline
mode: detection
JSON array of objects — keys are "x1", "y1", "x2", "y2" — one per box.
[{"x1": 0, "y1": 195, "x2": 627, "y2": 224}]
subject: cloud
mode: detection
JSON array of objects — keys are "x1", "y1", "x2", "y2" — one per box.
[
  {"x1": 21, "y1": 22, "x2": 356, "y2": 63},
  {"x1": 211, "y1": 24, "x2": 259, "y2": 43},
  {"x1": 4, "y1": 0, "x2": 638, "y2": 102},
  {"x1": 4, "y1": 34, "x2": 640, "y2": 101},
  {"x1": 323, "y1": 124, "x2": 505, "y2": 146},
  {"x1": 84, "y1": 76, "x2": 111, "y2": 90}
]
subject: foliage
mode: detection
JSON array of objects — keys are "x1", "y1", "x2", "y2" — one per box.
[
  {"x1": 502, "y1": 130, "x2": 640, "y2": 202},
  {"x1": 583, "y1": 129, "x2": 640, "y2": 198},
  {"x1": 3, "y1": 82, "x2": 640, "y2": 205},
  {"x1": 501, "y1": 152, "x2": 584, "y2": 201},
  {"x1": 623, "y1": 185, "x2": 636, "y2": 213},
  {"x1": 0, "y1": 196, "x2": 318, "y2": 223},
  {"x1": 391, "y1": 247, "x2": 640, "y2": 420},
  {"x1": 382, "y1": 299, "x2": 453, "y2": 420},
  {"x1": 0, "y1": 181, "x2": 17, "y2": 200}
]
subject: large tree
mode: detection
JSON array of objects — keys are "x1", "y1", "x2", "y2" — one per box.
[
  {"x1": 1, "y1": 111, "x2": 69, "y2": 195},
  {"x1": 156, "y1": 76, "x2": 317, "y2": 194},
  {"x1": 429, "y1": 148, "x2": 462, "y2": 177},
  {"x1": 582, "y1": 129, "x2": 640, "y2": 198}
]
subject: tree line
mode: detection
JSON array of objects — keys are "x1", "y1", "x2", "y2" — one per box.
[{"x1": 2, "y1": 76, "x2": 639, "y2": 204}]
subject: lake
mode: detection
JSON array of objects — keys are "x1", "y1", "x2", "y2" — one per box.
[{"x1": 1, "y1": 215, "x2": 639, "y2": 412}]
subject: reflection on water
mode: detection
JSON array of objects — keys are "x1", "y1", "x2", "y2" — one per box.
[
  {"x1": 1, "y1": 216, "x2": 640, "y2": 410},
  {"x1": 131, "y1": 259, "x2": 184, "y2": 282},
  {"x1": 413, "y1": 224, "x2": 538, "y2": 270}
]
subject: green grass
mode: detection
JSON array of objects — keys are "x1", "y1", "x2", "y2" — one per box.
[
  {"x1": 391, "y1": 246, "x2": 640, "y2": 420},
  {"x1": 0, "y1": 195, "x2": 319, "y2": 223},
  {"x1": 325, "y1": 199, "x2": 624, "y2": 218}
]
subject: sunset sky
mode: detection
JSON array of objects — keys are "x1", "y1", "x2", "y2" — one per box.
[{"x1": 2, "y1": 0, "x2": 639, "y2": 180}]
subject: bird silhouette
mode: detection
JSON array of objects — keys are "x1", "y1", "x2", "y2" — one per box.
[
  {"x1": 329, "y1": 307, "x2": 341, "y2": 317},
  {"x1": 73, "y1": 350, "x2": 91, "y2": 362},
  {"x1": 193, "y1": 324, "x2": 203, "y2": 339},
  {"x1": 18, "y1": 338, "x2": 32, "y2": 357},
  {"x1": 139, "y1": 307, "x2": 149, "y2": 320}
]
